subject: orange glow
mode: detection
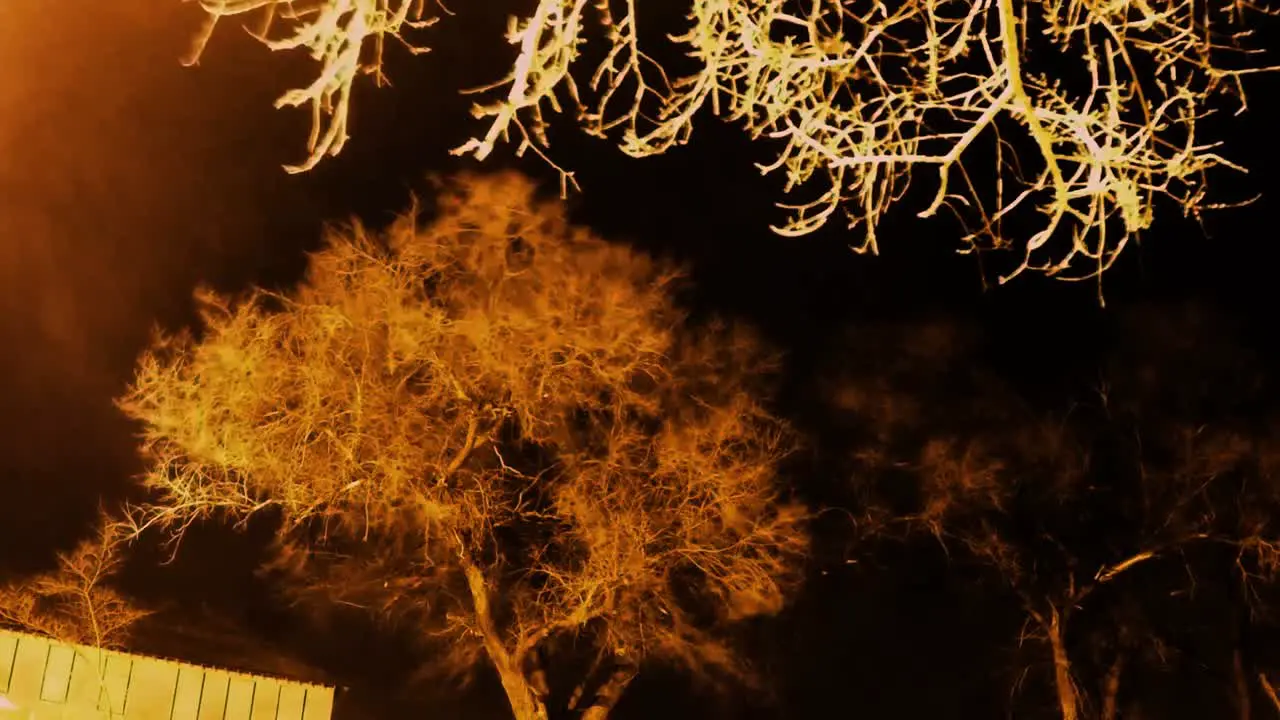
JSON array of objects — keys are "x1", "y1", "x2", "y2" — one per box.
[{"x1": 119, "y1": 172, "x2": 808, "y2": 720}]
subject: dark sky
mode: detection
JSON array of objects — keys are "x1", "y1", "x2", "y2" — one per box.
[{"x1": 2, "y1": 2, "x2": 1279, "y2": 718}]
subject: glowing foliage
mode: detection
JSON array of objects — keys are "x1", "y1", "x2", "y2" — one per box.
[
  {"x1": 119, "y1": 171, "x2": 806, "y2": 719},
  {"x1": 191, "y1": 0, "x2": 1274, "y2": 288}
]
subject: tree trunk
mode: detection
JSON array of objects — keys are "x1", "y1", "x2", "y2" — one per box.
[
  {"x1": 578, "y1": 664, "x2": 638, "y2": 720},
  {"x1": 1234, "y1": 647, "x2": 1252, "y2": 720},
  {"x1": 1101, "y1": 653, "x2": 1124, "y2": 720},
  {"x1": 493, "y1": 662, "x2": 548, "y2": 720},
  {"x1": 1047, "y1": 609, "x2": 1079, "y2": 720},
  {"x1": 458, "y1": 553, "x2": 547, "y2": 720},
  {"x1": 1258, "y1": 671, "x2": 1280, "y2": 714},
  {"x1": 568, "y1": 647, "x2": 609, "y2": 712}
]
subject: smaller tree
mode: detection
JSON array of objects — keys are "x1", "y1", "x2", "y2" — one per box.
[
  {"x1": 0, "y1": 515, "x2": 149, "y2": 650},
  {"x1": 118, "y1": 171, "x2": 808, "y2": 720}
]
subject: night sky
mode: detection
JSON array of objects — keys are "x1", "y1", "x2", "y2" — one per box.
[{"x1": 3, "y1": 2, "x2": 1280, "y2": 719}]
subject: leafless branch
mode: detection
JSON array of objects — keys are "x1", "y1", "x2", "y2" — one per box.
[{"x1": 188, "y1": 0, "x2": 1277, "y2": 292}]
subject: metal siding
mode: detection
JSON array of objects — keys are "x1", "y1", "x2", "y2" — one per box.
[
  {"x1": 273, "y1": 685, "x2": 304, "y2": 720},
  {"x1": 0, "y1": 632, "x2": 330, "y2": 720},
  {"x1": 248, "y1": 681, "x2": 277, "y2": 720},
  {"x1": 223, "y1": 677, "x2": 254, "y2": 720},
  {"x1": 170, "y1": 666, "x2": 204, "y2": 720},
  {"x1": 65, "y1": 648, "x2": 103, "y2": 707},
  {"x1": 41, "y1": 644, "x2": 75, "y2": 703},
  {"x1": 0, "y1": 633, "x2": 17, "y2": 693},
  {"x1": 63, "y1": 705, "x2": 108, "y2": 720},
  {"x1": 194, "y1": 672, "x2": 227, "y2": 720},
  {"x1": 8, "y1": 636, "x2": 50, "y2": 704},
  {"x1": 123, "y1": 659, "x2": 178, "y2": 720},
  {"x1": 30, "y1": 703, "x2": 65, "y2": 720},
  {"x1": 299, "y1": 688, "x2": 331, "y2": 720},
  {"x1": 96, "y1": 654, "x2": 131, "y2": 715}
]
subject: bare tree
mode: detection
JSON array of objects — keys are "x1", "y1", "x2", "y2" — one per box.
[
  {"x1": 184, "y1": 0, "x2": 1275, "y2": 290},
  {"x1": 117, "y1": 171, "x2": 808, "y2": 720},
  {"x1": 0, "y1": 515, "x2": 150, "y2": 650},
  {"x1": 825, "y1": 311, "x2": 1280, "y2": 719}
]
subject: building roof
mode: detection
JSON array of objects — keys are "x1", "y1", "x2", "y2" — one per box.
[{"x1": 0, "y1": 628, "x2": 334, "y2": 719}]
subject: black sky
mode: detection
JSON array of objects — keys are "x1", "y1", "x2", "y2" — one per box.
[{"x1": 2, "y1": 2, "x2": 1280, "y2": 718}]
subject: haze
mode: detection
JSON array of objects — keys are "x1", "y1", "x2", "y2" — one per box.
[{"x1": 0, "y1": 1, "x2": 315, "y2": 565}]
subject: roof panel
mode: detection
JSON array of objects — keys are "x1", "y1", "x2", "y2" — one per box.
[
  {"x1": 0, "y1": 633, "x2": 17, "y2": 694},
  {"x1": 9, "y1": 636, "x2": 49, "y2": 703},
  {"x1": 0, "y1": 631, "x2": 333, "y2": 720},
  {"x1": 40, "y1": 644, "x2": 74, "y2": 703},
  {"x1": 123, "y1": 659, "x2": 178, "y2": 720},
  {"x1": 224, "y1": 676, "x2": 254, "y2": 720},
  {"x1": 194, "y1": 672, "x2": 227, "y2": 720},
  {"x1": 170, "y1": 666, "x2": 203, "y2": 720}
]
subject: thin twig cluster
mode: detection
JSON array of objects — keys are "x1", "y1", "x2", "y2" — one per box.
[
  {"x1": 118, "y1": 171, "x2": 806, "y2": 718},
  {"x1": 190, "y1": 0, "x2": 1275, "y2": 291}
]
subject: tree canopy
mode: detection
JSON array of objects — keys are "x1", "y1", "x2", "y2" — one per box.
[{"x1": 117, "y1": 171, "x2": 808, "y2": 720}]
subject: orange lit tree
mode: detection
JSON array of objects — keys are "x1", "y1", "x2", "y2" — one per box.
[
  {"x1": 187, "y1": 0, "x2": 1275, "y2": 288},
  {"x1": 824, "y1": 312, "x2": 1280, "y2": 719},
  {"x1": 117, "y1": 171, "x2": 808, "y2": 720},
  {"x1": 0, "y1": 516, "x2": 150, "y2": 650}
]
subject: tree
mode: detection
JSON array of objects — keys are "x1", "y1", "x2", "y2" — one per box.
[
  {"x1": 0, "y1": 515, "x2": 150, "y2": 650},
  {"x1": 185, "y1": 1, "x2": 1275, "y2": 289},
  {"x1": 117, "y1": 171, "x2": 808, "y2": 720},
  {"x1": 824, "y1": 310, "x2": 1280, "y2": 719}
]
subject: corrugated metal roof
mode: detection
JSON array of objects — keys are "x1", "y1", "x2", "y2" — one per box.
[{"x1": 0, "y1": 628, "x2": 334, "y2": 719}]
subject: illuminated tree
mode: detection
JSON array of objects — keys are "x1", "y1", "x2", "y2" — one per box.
[
  {"x1": 187, "y1": 0, "x2": 1275, "y2": 290},
  {"x1": 117, "y1": 171, "x2": 808, "y2": 720},
  {"x1": 0, "y1": 516, "x2": 150, "y2": 650},
  {"x1": 825, "y1": 313, "x2": 1280, "y2": 719}
]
